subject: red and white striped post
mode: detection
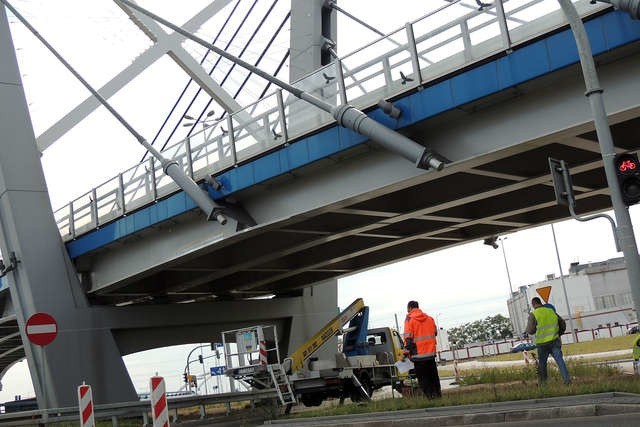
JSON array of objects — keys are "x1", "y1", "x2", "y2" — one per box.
[
  {"x1": 453, "y1": 358, "x2": 460, "y2": 383},
  {"x1": 257, "y1": 327, "x2": 267, "y2": 365},
  {"x1": 150, "y1": 376, "x2": 170, "y2": 427},
  {"x1": 77, "y1": 383, "x2": 95, "y2": 427}
]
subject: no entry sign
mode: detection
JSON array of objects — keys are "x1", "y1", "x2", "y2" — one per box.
[{"x1": 26, "y1": 312, "x2": 58, "y2": 346}]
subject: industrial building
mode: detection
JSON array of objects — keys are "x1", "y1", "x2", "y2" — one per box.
[{"x1": 507, "y1": 257, "x2": 637, "y2": 338}]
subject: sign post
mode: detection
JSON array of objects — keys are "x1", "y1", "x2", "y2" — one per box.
[{"x1": 26, "y1": 312, "x2": 58, "y2": 414}]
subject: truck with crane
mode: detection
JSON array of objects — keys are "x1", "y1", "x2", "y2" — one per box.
[{"x1": 220, "y1": 298, "x2": 408, "y2": 407}]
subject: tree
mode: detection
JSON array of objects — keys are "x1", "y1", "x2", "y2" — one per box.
[{"x1": 447, "y1": 314, "x2": 513, "y2": 347}]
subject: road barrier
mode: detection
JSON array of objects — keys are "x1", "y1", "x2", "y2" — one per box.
[
  {"x1": 77, "y1": 383, "x2": 95, "y2": 427},
  {"x1": 150, "y1": 377, "x2": 169, "y2": 427}
]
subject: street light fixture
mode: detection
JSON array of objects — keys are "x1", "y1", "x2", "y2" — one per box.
[
  {"x1": 484, "y1": 235, "x2": 514, "y2": 296},
  {"x1": 183, "y1": 110, "x2": 216, "y2": 127}
]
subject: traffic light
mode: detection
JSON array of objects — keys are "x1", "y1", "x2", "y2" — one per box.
[
  {"x1": 614, "y1": 153, "x2": 640, "y2": 206},
  {"x1": 548, "y1": 158, "x2": 575, "y2": 207},
  {"x1": 183, "y1": 373, "x2": 188, "y2": 383},
  {"x1": 187, "y1": 375, "x2": 197, "y2": 387},
  {"x1": 198, "y1": 354, "x2": 203, "y2": 364}
]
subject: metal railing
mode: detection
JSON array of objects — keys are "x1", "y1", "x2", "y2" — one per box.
[
  {"x1": 0, "y1": 389, "x2": 278, "y2": 426},
  {"x1": 53, "y1": 0, "x2": 606, "y2": 241}
]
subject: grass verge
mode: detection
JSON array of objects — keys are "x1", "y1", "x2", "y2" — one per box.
[{"x1": 286, "y1": 362, "x2": 639, "y2": 419}]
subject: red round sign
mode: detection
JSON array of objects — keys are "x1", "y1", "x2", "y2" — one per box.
[{"x1": 26, "y1": 312, "x2": 58, "y2": 346}]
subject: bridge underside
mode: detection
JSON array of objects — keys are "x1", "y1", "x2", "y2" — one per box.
[{"x1": 82, "y1": 40, "x2": 640, "y2": 306}]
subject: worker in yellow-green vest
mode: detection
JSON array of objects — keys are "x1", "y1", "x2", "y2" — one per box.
[
  {"x1": 525, "y1": 297, "x2": 570, "y2": 384},
  {"x1": 633, "y1": 334, "x2": 640, "y2": 375}
]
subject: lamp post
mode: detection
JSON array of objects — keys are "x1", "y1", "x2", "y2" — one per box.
[
  {"x1": 550, "y1": 224, "x2": 578, "y2": 342},
  {"x1": 498, "y1": 236, "x2": 514, "y2": 297},
  {"x1": 483, "y1": 235, "x2": 514, "y2": 297},
  {"x1": 557, "y1": 0, "x2": 640, "y2": 322},
  {"x1": 183, "y1": 109, "x2": 216, "y2": 144}
]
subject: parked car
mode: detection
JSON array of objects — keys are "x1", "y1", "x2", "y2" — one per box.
[{"x1": 510, "y1": 341, "x2": 536, "y2": 353}]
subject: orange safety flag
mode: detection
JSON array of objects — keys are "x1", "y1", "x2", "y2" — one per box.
[{"x1": 536, "y1": 286, "x2": 552, "y2": 303}]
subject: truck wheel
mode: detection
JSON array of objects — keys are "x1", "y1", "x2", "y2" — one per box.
[{"x1": 300, "y1": 393, "x2": 324, "y2": 407}]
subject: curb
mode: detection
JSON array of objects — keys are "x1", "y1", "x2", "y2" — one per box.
[{"x1": 266, "y1": 393, "x2": 640, "y2": 426}]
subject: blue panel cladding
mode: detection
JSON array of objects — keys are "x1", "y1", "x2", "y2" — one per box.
[
  {"x1": 225, "y1": 164, "x2": 254, "y2": 190},
  {"x1": 451, "y1": 62, "x2": 499, "y2": 105},
  {"x1": 67, "y1": 222, "x2": 117, "y2": 258},
  {"x1": 308, "y1": 128, "x2": 338, "y2": 159},
  {"x1": 67, "y1": 11, "x2": 640, "y2": 258},
  {"x1": 67, "y1": 191, "x2": 197, "y2": 258},
  {"x1": 254, "y1": 151, "x2": 283, "y2": 183},
  {"x1": 497, "y1": 40, "x2": 550, "y2": 89},
  {"x1": 602, "y1": 11, "x2": 640, "y2": 49},
  {"x1": 404, "y1": 80, "x2": 454, "y2": 124},
  {"x1": 281, "y1": 138, "x2": 310, "y2": 170}
]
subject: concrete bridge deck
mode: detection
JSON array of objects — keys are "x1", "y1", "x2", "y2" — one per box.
[{"x1": 61, "y1": 7, "x2": 640, "y2": 305}]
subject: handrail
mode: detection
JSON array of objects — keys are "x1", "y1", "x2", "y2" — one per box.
[
  {"x1": 0, "y1": 389, "x2": 278, "y2": 426},
  {"x1": 53, "y1": 0, "x2": 607, "y2": 242}
]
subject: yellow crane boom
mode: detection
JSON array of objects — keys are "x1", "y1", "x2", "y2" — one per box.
[{"x1": 288, "y1": 298, "x2": 365, "y2": 374}]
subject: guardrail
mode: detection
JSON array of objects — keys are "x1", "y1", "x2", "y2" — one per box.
[
  {"x1": 53, "y1": 0, "x2": 608, "y2": 241},
  {"x1": 0, "y1": 389, "x2": 278, "y2": 426}
]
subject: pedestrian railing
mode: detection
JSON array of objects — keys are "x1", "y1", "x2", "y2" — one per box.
[{"x1": 53, "y1": 0, "x2": 608, "y2": 241}]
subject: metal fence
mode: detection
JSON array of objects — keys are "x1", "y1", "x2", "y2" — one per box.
[
  {"x1": 438, "y1": 321, "x2": 637, "y2": 362},
  {"x1": 53, "y1": 0, "x2": 607, "y2": 241}
]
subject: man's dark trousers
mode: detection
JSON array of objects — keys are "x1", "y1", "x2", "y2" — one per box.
[{"x1": 413, "y1": 357, "x2": 442, "y2": 399}]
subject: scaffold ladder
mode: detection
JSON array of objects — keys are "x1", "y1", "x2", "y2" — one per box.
[{"x1": 268, "y1": 364, "x2": 296, "y2": 405}]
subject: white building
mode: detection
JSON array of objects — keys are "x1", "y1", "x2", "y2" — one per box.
[{"x1": 508, "y1": 257, "x2": 637, "y2": 337}]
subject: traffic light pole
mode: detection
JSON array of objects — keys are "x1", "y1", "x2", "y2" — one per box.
[{"x1": 557, "y1": 0, "x2": 640, "y2": 319}]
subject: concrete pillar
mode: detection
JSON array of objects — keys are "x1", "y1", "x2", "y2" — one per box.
[
  {"x1": 286, "y1": 279, "x2": 338, "y2": 361},
  {"x1": 289, "y1": 0, "x2": 337, "y2": 82},
  {"x1": 0, "y1": 6, "x2": 137, "y2": 407}
]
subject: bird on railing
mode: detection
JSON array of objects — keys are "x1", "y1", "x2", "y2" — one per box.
[
  {"x1": 476, "y1": 0, "x2": 492, "y2": 11},
  {"x1": 322, "y1": 72, "x2": 335, "y2": 85},
  {"x1": 399, "y1": 71, "x2": 414, "y2": 85},
  {"x1": 272, "y1": 126, "x2": 282, "y2": 140}
]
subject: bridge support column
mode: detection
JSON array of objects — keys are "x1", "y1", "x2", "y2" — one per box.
[
  {"x1": 289, "y1": 0, "x2": 337, "y2": 82},
  {"x1": 286, "y1": 280, "x2": 339, "y2": 361},
  {"x1": 0, "y1": 6, "x2": 137, "y2": 407}
]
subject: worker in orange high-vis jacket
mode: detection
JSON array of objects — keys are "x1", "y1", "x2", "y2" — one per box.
[{"x1": 404, "y1": 300, "x2": 441, "y2": 398}]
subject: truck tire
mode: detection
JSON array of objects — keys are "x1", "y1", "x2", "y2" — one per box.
[{"x1": 300, "y1": 393, "x2": 324, "y2": 407}]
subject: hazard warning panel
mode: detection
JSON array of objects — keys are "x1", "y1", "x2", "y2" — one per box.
[{"x1": 26, "y1": 312, "x2": 58, "y2": 346}]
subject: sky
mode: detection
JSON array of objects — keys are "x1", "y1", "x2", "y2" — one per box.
[{"x1": 2, "y1": 0, "x2": 636, "y2": 403}]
